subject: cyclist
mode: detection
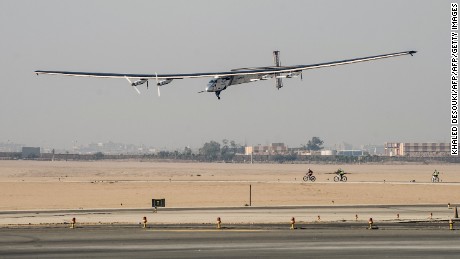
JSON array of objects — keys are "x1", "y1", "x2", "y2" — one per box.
[
  {"x1": 432, "y1": 169, "x2": 440, "y2": 181},
  {"x1": 306, "y1": 168, "x2": 314, "y2": 177},
  {"x1": 336, "y1": 168, "x2": 345, "y2": 180}
]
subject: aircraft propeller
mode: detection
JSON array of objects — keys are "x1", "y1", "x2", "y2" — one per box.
[
  {"x1": 155, "y1": 72, "x2": 160, "y2": 97},
  {"x1": 124, "y1": 76, "x2": 141, "y2": 94}
]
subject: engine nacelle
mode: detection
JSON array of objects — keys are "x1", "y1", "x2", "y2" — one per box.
[
  {"x1": 157, "y1": 79, "x2": 173, "y2": 86},
  {"x1": 285, "y1": 71, "x2": 301, "y2": 78},
  {"x1": 131, "y1": 79, "x2": 148, "y2": 86},
  {"x1": 260, "y1": 75, "x2": 272, "y2": 80}
]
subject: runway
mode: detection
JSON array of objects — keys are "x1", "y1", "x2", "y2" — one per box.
[
  {"x1": 1, "y1": 226, "x2": 459, "y2": 258},
  {"x1": 0, "y1": 204, "x2": 457, "y2": 225}
]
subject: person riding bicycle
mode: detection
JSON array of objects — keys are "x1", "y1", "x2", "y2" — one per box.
[
  {"x1": 306, "y1": 168, "x2": 314, "y2": 177},
  {"x1": 336, "y1": 168, "x2": 345, "y2": 180},
  {"x1": 432, "y1": 169, "x2": 440, "y2": 180}
]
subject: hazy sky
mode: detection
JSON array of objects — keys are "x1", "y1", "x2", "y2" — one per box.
[{"x1": 0, "y1": 0, "x2": 449, "y2": 150}]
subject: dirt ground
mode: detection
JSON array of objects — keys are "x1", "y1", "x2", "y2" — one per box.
[{"x1": 0, "y1": 160, "x2": 459, "y2": 210}]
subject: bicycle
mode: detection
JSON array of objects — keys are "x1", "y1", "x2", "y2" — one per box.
[
  {"x1": 303, "y1": 174, "x2": 316, "y2": 182},
  {"x1": 333, "y1": 175, "x2": 347, "y2": 182},
  {"x1": 431, "y1": 176, "x2": 440, "y2": 183}
]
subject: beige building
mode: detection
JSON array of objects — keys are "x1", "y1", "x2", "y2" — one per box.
[
  {"x1": 384, "y1": 142, "x2": 449, "y2": 157},
  {"x1": 245, "y1": 143, "x2": 288, "y2": 155}
]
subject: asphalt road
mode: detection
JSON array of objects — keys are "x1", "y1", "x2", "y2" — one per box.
[{"x1": 1, "y1": 225, "x2": 459, "y2": 258}]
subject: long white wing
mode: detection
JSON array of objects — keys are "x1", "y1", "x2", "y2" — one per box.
[{"x1": 35, "y1": 51, "x2": 416, "y2": 80}]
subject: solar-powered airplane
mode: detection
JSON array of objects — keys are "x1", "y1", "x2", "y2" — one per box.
[{"x1": 35, "y1": 50, "x2": 416, "y2": 100}]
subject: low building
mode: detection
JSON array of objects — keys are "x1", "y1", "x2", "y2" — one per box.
[
  {"x1": 321, "y1": 150, "x2": 337, "y2": 156},
  {"x1": 384, "y1": 142, "x2": 450, "y2": 157},
  {"x1": 361, "y1": 144, "x2": 385, "y2": 155},
  {"x1": 22, "y1": 147, "x2": 40, "y2": 159},
  {"x1": 337, "y1": 150, "x2": 367, "y2": 157},
  {"x1": 245, "y1": 143, "x2": 288, "y2": 155}
]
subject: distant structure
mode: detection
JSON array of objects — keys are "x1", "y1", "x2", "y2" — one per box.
[
  {"x1": 78, "y1": 141, "x2": 155, "y2": 155},
  {"x1": 245, "y1": 143, "x2": 288, "y2": 155},
  {"x1": 0, "y1": 142, "x2": 23, "y2": 152},
  {"x1": 320, "y1": 150, "x2": 337, "y2": 156},
  {"x1": 384, "y1": 142, "x2": 450, "y2": 157},
  {"x1": 334, "y1": 142, "x2": 353, "y2": 151},
  {"x1": 22, "y1": 147, "x2": 40, "y2": 159},
  {"x1": 361, "y1": 144, "x2": 385, "y2": 155},
  {"x1": 337, "y1": 150, "x2": 367, "y2": 156}
]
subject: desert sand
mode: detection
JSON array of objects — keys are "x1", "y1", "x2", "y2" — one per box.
[{"x1": 0, "y1": 160, "x2": 459, "y2": 210}]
